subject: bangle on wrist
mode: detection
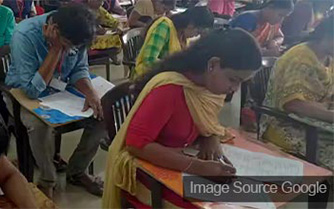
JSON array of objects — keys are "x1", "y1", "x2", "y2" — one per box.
[{"x1": 183, "y1": 158, "x2": 194, "y2": 173}]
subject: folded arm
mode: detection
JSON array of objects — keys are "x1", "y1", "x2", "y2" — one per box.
[
  {"x1": 284, "y1": 100, "x2": 334, "y2": 123},
  {"x1": 8, "y1": 32, "x2": 62, "y2": 99}
]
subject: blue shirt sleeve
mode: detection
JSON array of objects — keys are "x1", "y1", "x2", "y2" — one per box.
[
  {"x1": 9, "y1": 31, "x2": 46, "y2": 99},
  {"x1": 68, "y1": 48, "x2": 90, "y2": 85},
  {"x1": 230, "y1": 13, "x2": 258, "y2": 32}
]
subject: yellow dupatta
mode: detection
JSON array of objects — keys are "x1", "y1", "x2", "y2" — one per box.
[
  {"x1": 134, "y1": 17, "x2": 182, "y2": 79},
  {"x1": 102, "y1": 72, "x2": 226, "y2": 208}
]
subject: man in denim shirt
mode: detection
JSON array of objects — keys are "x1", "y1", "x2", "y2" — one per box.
[{"x1": 5, "y1": 5, "x2": 105, "y2": 198}]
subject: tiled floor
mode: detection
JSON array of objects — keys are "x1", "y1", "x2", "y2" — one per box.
[{"x1": 7, "y1": 64, "x2": 333, "y2": 209}]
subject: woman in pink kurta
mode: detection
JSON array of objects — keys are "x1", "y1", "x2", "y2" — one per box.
[{"x1": 208, "y1": 0, "x2": 235, "y2": 17}]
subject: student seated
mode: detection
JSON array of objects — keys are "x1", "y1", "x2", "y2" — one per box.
[
  {"x1": 5, "y1": 4, "x2": 105, "y2": 198},
  {"x1": 3, "y1": 0, "x2": 36, "y2": 22},
  {"x1": 78, "y1": 0, "x2": 122, "y2": 51},
  {"x1": 261, "y1": 16, "x2": 334, "y2": 170},
  {"x1": 208, "y1": 0, "x2": 236, "y2": 19},
  {"x1": 0, "y1": 0, "x2": 15, "y2": 57},
  {"x1": 128, "y1": 0, "x2": 176, "y2": 28},
  {"x1": 134, "y1": 6, "x2": 214, "y2": 79},
  {"x1": 0, "y1": 115, "x2": 38, "y2": 208},
  {"x1": 281, "y1": 0, "x2": 314, "y2": 45},
  {"x1": 102, "y1": 28, "x2": 262, "y2": 208},
  {"x1": 230, "y1": 0, "x2": 294, "y2": 57}
]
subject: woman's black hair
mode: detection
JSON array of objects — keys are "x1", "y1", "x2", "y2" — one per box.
[
  {"x1": 142, "y1": 6, "x2": 214, "y2": 42},
  {"x1": 170, "y1": 6, "x2": 214, "y2": 31},
  {"x1": 47, "y1": 4, "x2": 96, "y2": 46},
  {"x1": 260, "y1": 0, "x2": 294, "y2": 10},
  {"x1": 0, "y1": 115, "x2": 9, "y2": 155},
  {"x1": 135, "y1": 28, "x2": 262, "y2": 92},
  {"x1": 308, "y1": 14, "x2": 334, "y2": 41}
]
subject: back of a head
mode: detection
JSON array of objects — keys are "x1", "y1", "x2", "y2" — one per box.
[
  {"x1": 182, "y1": 28, "x2": 262, "y2": 73},
  {"x1": 136, "y1": 28, "x2": 262, "y2": 91},
  {"x1": 50, "y1": 4, "x2": 96, "y2": 46},
  {"x1": 171, "y1": 6, "x2": 214, "y2": 30},
  {"x1": 262, "y1": 0, "x2": 294, "y2": 10}
]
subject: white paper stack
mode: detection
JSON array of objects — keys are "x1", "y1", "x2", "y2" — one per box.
[{"x1": 39, "y1": 76, "x2": 114, "y2": 117}]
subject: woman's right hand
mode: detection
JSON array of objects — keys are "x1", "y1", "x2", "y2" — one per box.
[{"x1": 190, "y1": 159, "x2": 236, "y2": 177}]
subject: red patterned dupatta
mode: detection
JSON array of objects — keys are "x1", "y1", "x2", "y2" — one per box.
[{"x1": 253, "y1": 23, "x2": 281, "y2": 47}]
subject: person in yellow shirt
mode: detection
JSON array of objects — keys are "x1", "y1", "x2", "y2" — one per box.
[
  {"x1": 261, "y1": 16, "x2": 334, "y2": 170},
  {"x1": 128, "y1": 0, "x2": 176, "y2": 28},
  {"x1": 81, "y1": 0, "x2": 122, "y2": 50},
  {"x1": 133, "y1": 6, "x2": 214, "y2": 79}
]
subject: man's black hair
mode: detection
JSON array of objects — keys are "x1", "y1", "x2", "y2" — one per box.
[{"x1": 47, "y1": 4, "x2": 96, "y2": 46}]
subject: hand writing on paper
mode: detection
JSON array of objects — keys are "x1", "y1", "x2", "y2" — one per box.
[
  {"x1": 82, "y1": 91, "x2": 104, "y2": 120},
  {"x1": 197, "y1": 135, "x2": 223, "y2": 161},
  {"x1": 200, "y1": 160, "x2": 236, "y2": 176}
]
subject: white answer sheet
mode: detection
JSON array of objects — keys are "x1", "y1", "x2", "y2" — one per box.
[
  {"x1": 222, "y1": 145, "x2": 304, "y2": 177},
  {"x1": 91, "y1": 76, "x2": 115, "y2": 99},
  {"x1": 38, "y1": 76, "x2": 115, "y2": 118},
  {"x1": 39, "y1": 91, "x2": 93, "y2": 117}
]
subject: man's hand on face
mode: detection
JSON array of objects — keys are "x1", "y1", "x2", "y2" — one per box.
[{"x1": 43, "y1": 23, "x2": 63, "y2": 52}]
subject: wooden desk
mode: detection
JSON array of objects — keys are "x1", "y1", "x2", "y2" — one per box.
[
  {"x1": 9, "y1": 88, "x2": 94, "y2": 127},
  {"x1": 9, "y1": 89, "x2": 96, "y2": 181},
  {"x1": 137, "y1": 129, "x2": 332, "y2": 209}
]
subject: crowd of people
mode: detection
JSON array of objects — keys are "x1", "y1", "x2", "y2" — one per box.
[{"x1": 0, "y1": 0, "x2": 333, "y2": 208}]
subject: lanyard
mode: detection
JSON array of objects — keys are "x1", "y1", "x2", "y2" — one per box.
[
  {"x1": 57, "y1": 51, "x2": 65, "y2": 80},
  {"x1": 16, "y1": 0, "x2": 24, "y2": 19}
]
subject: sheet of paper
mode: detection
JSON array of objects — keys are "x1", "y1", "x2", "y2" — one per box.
[
  {"x1": 222, "y1": 145, "x2": 304, "y2": 177},
  {"x1": 39, "y1": 91, "x2": 93, "y2": 117},
  {"x1": 226, "y1": 202, "x2": 276, "y2": 209},
  {"x1": 182, "y1": 173, "x2": 276, "y2": 209},
  {"x1": 91, "y1": 76, "x2": 115, "y2": 99}
]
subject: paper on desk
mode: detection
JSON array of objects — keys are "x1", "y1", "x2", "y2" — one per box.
[
  {"x1": 222, "y1": 145, "x2": 303, "y2": 180},
  {"x1": 91, "y1": 76, "x2": 115, "y2": 98},
  {"x1": 226, "y1": 202, "x2": 276, "y2": 209},
  {"x1": 182, "y1": 173, "x2": 276, "y2": 209},
  {"x1": 39, "y1": 91, "x2": 93, "y2": 117}
]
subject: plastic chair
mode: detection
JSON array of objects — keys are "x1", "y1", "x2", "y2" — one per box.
[
  {"x1": 121, "y1": 28, "x2": 144, "y2": 78},
  {"x1": 101, "y1": 81, "x2": 165, "y2": 208},
  {"x1": 101, "y1": 81, "x2": 136, "y2": 150},
  {"x1": 249, "y1": 57, "x2": 277, "y2": 106}
]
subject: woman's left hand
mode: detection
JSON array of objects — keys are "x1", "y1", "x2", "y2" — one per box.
[{"x1": 197, "y1": 135, "x2": 223, "y2": 161}]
